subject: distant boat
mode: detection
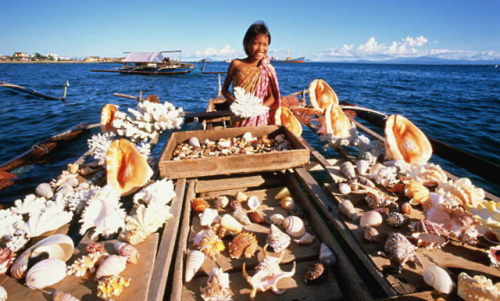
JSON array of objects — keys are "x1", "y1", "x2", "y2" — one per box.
[
  {"x1": 91, "y1": 51, "x2": 197, "y2": 75},
  {"x1": 271, "y1": 50, "x2": 305, "y2": 63}
]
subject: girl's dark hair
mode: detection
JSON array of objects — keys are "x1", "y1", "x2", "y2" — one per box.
[{"x1": 243, "y1": 21, "x2": 271, "y2": 56}]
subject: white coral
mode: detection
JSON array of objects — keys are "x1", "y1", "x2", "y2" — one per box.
[
  {"x1": 23, "y1": 202, "x2": 73, "y2": 238},
  {"x1": 10, "y1": 194, "x2": 47, "y2": 215},
  {"x1": 88, "y1": 132, "x2": 116, "y2": 165},
  {"x1": 67, "y1": 184, "x2": 101, "y2": 213},
  {"x1": 0, "y1": 209, "x2": 24, "y2": 241},
  {"x1": 230, "y1": 87, "x2": 269, "y2": 118},
  {"x1": 125, "y1": 203, "x2": 172, "y2": 235},
  {"x1": 133, "y1": 178, "x2": 176, "y2": 206}
]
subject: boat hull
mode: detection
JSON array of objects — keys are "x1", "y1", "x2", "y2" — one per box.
[{"x1": 271, "y1": 57, "x2": 305, "y2": 63}]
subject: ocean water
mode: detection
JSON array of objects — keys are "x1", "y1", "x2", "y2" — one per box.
[{"x1": 0, "y1": 62, "x2": 499, "y2": 202}]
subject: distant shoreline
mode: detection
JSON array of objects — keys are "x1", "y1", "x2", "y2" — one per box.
[{"x1": 0, "y1": 61, "x2": 118, "y2": 64}]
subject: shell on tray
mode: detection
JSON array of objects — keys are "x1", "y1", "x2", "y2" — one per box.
[
  {"x1": 280, "y1": 196, "x2": 295, "y2": 210},
  {"x1": 248, "y1": 210, "x2": 266, "y2": 224},
  {"x1": 319, "y1": 243, "x2": 336, "y2": 267},
  {"x1": 220, "y1": 214, "x2": 242, "y2": 233},
  {"x1": 457, "y1": 272, "x2": 500, "y2": 301},
  {"x1": 26, "y1": 258, "x2": 67, "y2": 290},
  {"x1": 96, "y1": 255, "x2": 127, "y2": 279},
  {"x1": 189, "y1": 136, "x2": 201, "y2": 148},
  {"x1": 229, "y1": 232, "x2": 258, "y2": 259},
  {"x1": 192, "y1": 198, "x2": 210, "y2": 213},
  {"x1": 270, "y1": 214, "x2": 285, "y2": 226},
  {"x1": 198, "y1": 230, "x2": 225, "y2": 259},
  {"x1": 133, "y1": 178, "x2": 176, "y2": 206},
  {"x1": 232, "y1": 208, "x2": 251, "y2": 225},
  {"x1": 360, "y1": 210, "x2": 383, "y2": 228},
  {"x1": 356, "y1": 160, "x2": 370, "y2": 176},
  {"x1": 185, "y1": 250, "x2": 206, "y2": 283},
  {"x1": 275, "y1": 106, "x2": 303, "y2": 136},
  {"x1": 215, "y1": 195, "x2": 229, "y2": 209},
  {"x1": 386, "y1": 212, "x2": 406, "y2": 228},
  {"x1": 0, "y1": 285, "x2": 7, "y2": 301},
  {"x1": 274, "y1": 187, "x2": 291, "y2": 200},
  {"x1": 67, "y1": 252, "x2": 107, "y2": 277},
  {"x1": 86, "y1": 242, "x2": 105, "y2": 254},
  {"x1": 294, "y1": 232, "x2": 315, "y2": 245},
  {"x1": 410, "y1": 219, "x2": 449, "y2": 249},
  {"x1": 97, "y1": 275, "x2": 131, "y2": 299},
  {"x1": 309, "y1": 78, "x2": 339, "y2": 111},
  {"x1": 201, "y1": 267, "x2": 233, "y2": 301},
  {"x1": 381, "y1": 233, "x2": 423, "y2": 273},
  {"x1": 51, "y1": 290, "x2": 80, "y2": 301},
  {"x1": 488, "y1": 245, "x2": 500, "y2": 268},
  {"x1": 235, "y1": 191, "x2": 248, "y2": 202},
  {"x1": 115, "y1": 242, "x2": 139, "y2": 264},
  {"x1": 0, "y1": 248, "x2": 15, "y2": 276},
  {"x1": 247, "y1": 195, "x2": 260, "y2": 211},
  {"x1": 401, "y1": 202, "x2": 412, "y2": 215},
  {"x1": 35, "y1": 182, "x2": 54, "y2": 199},
  {"x1": 304, "y1": 262, "x2": 328, "y2": 285},
  {"x1": 340, "y1": 161, "x2": 356, "y2": 180},
  {"x1": 283, "y1": 216, "x2": 306, "y2": 238},
  {"x1": 199, "y1": 208, "x2": 220, "y2": 227},
  {"x1": 121, "y1": 229, "x2": 149, "y2": 246},
  {"x1": 423, "y1": 265, "x2": 455, "y2": 294},
  {"x1": 405, "y1": 180, "x2": 431, "y2": 208},
  {"x1": 267, "y1": 224, "x2": 291, "y2": 253},
  {"x1": 364, "y1": 226, "x2": 380, "y2": 242},
  {"x1": 339, "y1": 182, "x2": 352, "y2": 195},
  {"x1": 339, "y1": 200, "x2": 360, "y2": 222}
]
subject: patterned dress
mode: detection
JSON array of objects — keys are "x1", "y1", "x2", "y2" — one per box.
[{"x1": 232, "y1": 57, "x2": 281, "y2": 127}]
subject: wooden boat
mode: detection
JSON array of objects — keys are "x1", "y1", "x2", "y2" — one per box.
[
  {"x1": 271, "y1": 51, "x2": 305, "y2": 63},
  {"x1": 0, "y1": 80, "x2": 69, "y2": 101},
  {"x1": 91, "y1": 51, "x2": 197, "y2": 75}
]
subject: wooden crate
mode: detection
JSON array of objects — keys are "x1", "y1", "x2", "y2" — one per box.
[
  {"x1": 168, "y1": 172, "x2": 372, "y2": 301},
  {"x1": 159, "y1": 125, "x2": 310, "y2": 179}
]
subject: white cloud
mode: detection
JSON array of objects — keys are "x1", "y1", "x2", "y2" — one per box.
[{"x1": 192, "y1": 44, "x2": 241, "y2": 59}]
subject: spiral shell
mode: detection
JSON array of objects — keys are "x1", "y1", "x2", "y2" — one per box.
[
  {"x1": 86, "y1": 242, "x2": 105, "y2": 254},
  {"x1": 114, "y1": 242, "x2": 139, "y2": 264},
  {"x1": 189, "y1": 136, "x2": 201, "y2": 148},
  {"x1": 280, "y1": 196, "x2": 295, "y2": 210},
  {"x1": 270, "y1": 214, "x2": 285, "y2": 226},
  {"x1": 192, "y1": 198, "x2": 209, "y2": 213},
  {"x1": 339, "y1": 200, "x2": 360, "y2": 222},
  {"x1": 229, "y1": 232, "x2": 258, "y2": 259},
  {"x1": 319, "y1": 243, "x2": 336, "y2": 266},
  {"x1": 283, "y1": 216, "x2": 306, "y2": 238},
  {"x1": 340, "y1": 161, "x2": 356, "y2": 180},
  {"x1": 220, "y1": 214, "x2": 242, "y2": 233},
  {"x1": 360, "y1": 210, "x2": 383, "y2": 228},
  {"x1": 26, "y1": 258, "x2": 67, "y2": 290},
  {"x1": 356, "y1": 160, "x2": 370, "y2": 176},
  {"x1": 52, "y1": 290, "x2": 80, "y2": 301},
  {"x1": 267, "y1": 224, "x2": 291, "y2": 252},
  {"x1": 35, "y1": 182, "x2": 54, "y2": 199},
  {"x1": 96, "y1": 255, "x2": 127, "y2": 279},
  {"x1": 215, "y1": 196, "x2": 229, "y2": 209},
  {"x1": 387, "y1": 212, "x2": 406, "y2": 228},
  {"x1": 423, "y1": 265, "x2": 455, "y2": 294},
  {"x1": 185, "y1": 250, "x2": 206, "y2": 283},
  {"x1": 232, "y1": 208, "x2": 251, "y2": 225}
]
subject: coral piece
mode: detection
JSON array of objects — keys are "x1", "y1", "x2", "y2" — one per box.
[
  {"x1": 230, "y1": 87, "x2": 269, "y2": 118},
  {"x1": 457, "y1": 272, "x2": 500, "y2": 301},
  {"x1": 67, "y1": 252, "x2": 107, "y2": 277},
  {"x1": 308, "y1": 79, "x2": 339, "y2": 112},
  {"x1": 384, "y1": 114, "x2": 433, "y2": 164},
  {"x1": 380, "y1": 233, "x2": 422, "y2": 273},
  {"x1": 23, "y1": 202, "x2": 73, "y2": 238},
  {"x1": 319, "y1": 243, "x2": 336, "y2": 267},
  {"x1": 114, "y1": 242, "x2": 139, "y2": 264},
  {"x1": 0, "y1": 209, "x2": 24, "y2": 240},
  {"x1": 229, "y1": 232, "x2": 258, "y2": 259},
  {"x1": 5, "y1": 229, "x2": 29, "y2": 253},
  {"x1": 369, "y1": 163, "x2": 399, "y2": 188},
  {"x1": 86, "y1": 242, "x2": 105, "y2": 254},
  {"x1": 304, "y1": 262, "x2": 327, "y2": 285},
  {"x1": 185, "y1": 250, "x2": 206, "y2": 283},
  {"x1": 267, "y1": 224, "x2": 291, "y2": 253},
  {"x1": 10, "y1": 194, "x2": 47, "y2": 216},
  {"x1": 97, "y1": 275, "x2": 131, "y2": 299},
  {"x1": 275, "y1": 106, "x2": 303, "y2": 137},
  {"x1": 200, "y1": 268, "x2": 233, "y2": 301},
  {"x1": 106, "y1": 138, "x2": 153, "y2": 196},
  {"x1": 423, "y1": 265, "x2": 454, "y2": 294},
  {"x1": 242, "y1": 245, "x2": 296, "y2": 299},
  {"x1": 124, "y1": 202, "x2": 172, "y2": 237},
  {"x1": 133, "y1": 178, "x2": 176, "y2": 206},
  {"x1": 26, "y1": 258, "x2": 67, "y2": 290}
]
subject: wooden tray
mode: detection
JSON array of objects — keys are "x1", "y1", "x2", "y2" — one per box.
[
  {"x1": 168, "y1": 172, "x2": 372, "y2": 301},
  {"x1": 158, "y1": 126, "x2": 310, "y2": 179}
]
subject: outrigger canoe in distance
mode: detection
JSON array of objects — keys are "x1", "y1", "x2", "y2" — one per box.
[{"x1": 91, "y1": 51, "x2": 197, "y2": 75}]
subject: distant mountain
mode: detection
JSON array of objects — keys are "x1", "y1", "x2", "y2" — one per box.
[{"x1": 343, "y1": 56, "x2": 500, "y2": 65}]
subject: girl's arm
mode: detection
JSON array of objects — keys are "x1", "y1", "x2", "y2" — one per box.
[
  {"x1": 222, "y1": 60, "x2": 237, "y2": 103},
  {"x1": 263, "y1": 82, "x2": 275, "y2": 107}
]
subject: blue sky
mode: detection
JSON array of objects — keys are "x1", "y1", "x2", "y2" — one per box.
[{"x1": 1, "y1": 0, "x2": 499, "y2": 61}]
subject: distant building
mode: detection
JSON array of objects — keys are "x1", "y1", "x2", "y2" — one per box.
[
  {"x1": 84, "y1": 56, "x2": 101, "y2": 62},
  {"x1": 47, "y1": 53, "x2": 59, "y2": 61},
  {"x1": 13, "y1": 52, "x2": 30, "y2": 61},
  {"x1": 102, "y1": 57, "x2": 113, "y2": 62}
]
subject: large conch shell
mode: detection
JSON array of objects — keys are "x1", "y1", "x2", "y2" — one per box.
[
  {"x1": 26, "y1": 258, "x2": 67, "y2": 290},
  {"x1": 308, "y1": 79, "x2": 339, "y2": 112},
  {"x1": 318, "y1": 104, "x2": 352, "y2": 138},
  {"x1": 423, "y1": 265, "x2": 454, "y2": 294},
  {"x1": 384, "y1": 115, "x2": 432, "y2": 164},
  {"x1": 106, "y1": 138, "x2": 153, "y2": 196},
  {"x1": 275, "y1": 106, "x2": 303, "y2": 137},
  {"x1": 457, "y1": 272, "x2": 500, "y2": 301},
  {"x1": 101, "y1": 103, "x2": 120, "y2": 133}
]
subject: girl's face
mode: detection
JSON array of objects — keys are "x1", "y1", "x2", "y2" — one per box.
[{"x1": 247, "y1": 34, "x2": 269, "y2": 61}]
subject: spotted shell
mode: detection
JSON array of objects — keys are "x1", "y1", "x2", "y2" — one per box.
[
  {"x1": 319, "y1": 243, "x2": 336, "y2": 267},
  {"x1": 185, "y1": 250, "x2": 206, "y2": 283},
  {"x1": 280, "y1": 196, "x2": 295, "y2": 210},
  {"x1": 96, "y1": 255, "x2": 127, "y2": 279},
  {"x1": 283, "y1": 216, "x2": 306, "y2": 238},
  {"x1": 86, "y1": 242, "x2": 105, "y2": 254},
  {"x1": 198, "y1": 230, "x2": 225, "y2": 259},
  {"x1": 267, "y1": 224, "x2": 291, "y2": 253},
  {"x1": 423, "y1": 265, "x2": 455, "y2": 294},
  {"x1": 97, "y1": 275, "x2": 131, "y2": 299},
  {"x1": 386, "y1": 212, "x2": 406, "y2": 228},
  {"x1": 229, "y1": 232, "x2": 258, "y2": 259},
  {"x1": 114, "y1": 242, "x2": 139, "y2": 264},
  {"x1": 26, "y1": 258, "x2": 67, "y2": 290},
  {"x1": 192, "y1": 198, "x2": 210, "y2": 213},
  {"x1": 220, "y1": 214, "x2": 242, "y2": 233},
  {"x1": 304, "y1": 262, "x2": 328, "y2": 285},
  {"x1": 457, "y1": 272, "x2": 500, "y2": 301},
  {"x1": 360, "y1": 210, "x2": 383, "y2": 228},
  {"x1": 270, "y1": 214, "x2": 285, "y2": 226}
]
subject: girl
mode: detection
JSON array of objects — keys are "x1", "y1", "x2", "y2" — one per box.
[{"x1": 222, "y1": 21, "x2": 281, "y2": 127}]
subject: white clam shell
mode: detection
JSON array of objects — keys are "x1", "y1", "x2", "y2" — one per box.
[
  {"x1": 96, "y1": 255, "x2": 127, "y2": 279},
  {"x1": 360, "y1": 211, "x2": 383, "y2": 228},
  {"x1": 356, "y1": 160, "x2": 370, "y2": 175},
  {"x1": 423, "y1": 265, "x2": 455, "y2": 294},
  {"x1": 26, "y1": 258, "x2": 67, "y2": 290},
  {"x1": 185, "y1": 250, "x2": 206, "y2": 283},
  {"x1": 242, "y1": 132, "x2": 253, "y2": 143},
  {"x1": 247, "y1": 196, "x2": 260, "y2": 211},
  {"x1": 35, "y1": 183, "x2": 54, "y2": 199},
  {"x1": 283, "y1": 216, "x2": 306, "y2": 238},
  {"x1": 199, "y1": 208, "x2": 220, "y2": 227}
]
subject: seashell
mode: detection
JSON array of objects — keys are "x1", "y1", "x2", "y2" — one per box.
[
  {"x1": 121, "y1": 229, "x2": 148, "y2": 245},
  {"x1": 363, "y1": 186, "x2": 398, "y2": 209},
  {"x1": 106, "y1": 138, "x2": 153, "y2": 196},
  {"x1": 220, "y1": 214, "x2": 242, "y2": 233},
  {"x1": 114, "y1": 242, "x2": 139, "y2": 264},
  {"x1": 439, "y1": 177, "x2": 484, "y2": 207},
  {"x1": 101, "y1": 103, "x2": 120, "y2": 133},
  {"x1": 248, "y1": 210, "x2": 266, "y2": 224},
  {"x1": 274, "y1": 187, "x2": 291, "y2": 200},
  {"x1": 364, "y1": 226, "x2": 380, "y2": 242},
  {"x1": 309, "y1": 79, "x2": 339, "y2": 112},
  {"x1": 52, "y1": 290, "x2": 80, "y2": 301},
  {"x1": 201, "y1": 268, "x2": 233, "y2": 301},
  {"x1": 215, "y1": 195, "x2": 229, "y2": 209},
  {"x1": 423, "y1": 265, "x2": 455, "y2": 294},
  {"x1": 5, "y1": 229, "x2": 29, "y2": 253},
  {"x1": 318, "y1": 103, "x2": 352, "y2": 137},
  {"x1": 133, "y1": 178, "x2": 176, "y2": 206},
  {"x1": 86, "y1": 242, "x2": 105, "y2": 254},
  {"x1": 410, "y1": 219, "x2": 449, "y2": 249},
  {"x1": 283, "y1": 216, "x2": 306, "y2": 238},
  {"x1": 23, "y1": 203, "x2": 73, "y2": 238},
  {"x1": 356, "y1": 160, "x2": 370, "y2": 175},
  {"x1": 405, "y1": 180, "x2": 431, "y2": 208},
  {"x1": 340, "y1": 161, "x2": 356, "y2": 180},
  {"x1": 198, "y1": 230, "x2": 225, "y2": 259},
  {"x1": 386, "y1": 212, "x2": 406, "y2": 228},
  {"x1": 0, "y1": 285, "x2": 7, "y2": 301},
  {"x1": 280, "y1": 196, "x2": 295, "y2": 210},
  {"x1": 339, "y1": 200, "x2": 360, "y2": 222},
  {"x1": 217, "y1": 138, "x2": 231, "y2": 148},
  {"x1": 185, "y1": 250, "x2": 206, "y2": 283},
  {"x1": 275, "y1": 106, "x2": 303, "y2": 136},
  {"x1": 294, "y1": 232, "x2": 316, "y2": 245},
  {"x1": 229, "y1": 232, "x2": 258, "y2": 259},
  {"x1": 242, "y1": 132, "x2": 254, "y2": 143},
  {"x1": 360, "y1": 210, "x2": 383, "y2": 228},
  {"x1": 232, "y1": 208, "x2": 251, "y2": 225},
  {"x1": 26, "y1": 258, "x2": 67, "y2": 290},
  {"x1": 270, "y1": 214, "x2": 285, "y2": 226},
  {"x1": 267, "y1": 224, "x2": 291, "y2": 252},
  {"x1": 199, "y1": 208, "x2": 220, "y2": 227},
  {"x1": 457, "y1": 272, "x2": 500, "y2": 301},
  {"x1": 35, "y1": 182, "x2": 54, "y2": 199},
  {"x1": 488, "y1": 245, "x2": 500, "y2": 268},
  {"x1": 0, "y1": 248, "x2": 15, "y2": 276},
  {"x1": 304, "y1": 262, "x2": 327, "y2": 285},
  {"x1": 247, "y1": 196, "x2": 260, "y2": 211},
  {"x1": 188, "y1": 136, "x2": 201, "y2": 148},
  {"x1": 192, "y1": 198, "x2": 210, "y2": 213},
  {"x1": 210, "y1": 223, "x2": 229, "y2": 238},
  {"x1": 384, "y1": 115, "x2": 433, "y2": 164},
  {"x1": 319, "y1": 243, "x2": 336, "y2": 266},
  {"x1": 67, "y1": 252, "x2": 107, "y2": 277},
  {"x1": 339, "y1": 182, "x2": 351, "y2": 195},
  {"x1": 401, "y1": 202, "x2": 412, "y2": 215},
  {"x1": 242, "y1": 245, "x2": 296, "y2": 299},
  {"x1": 96, "y1": 255, "x2": 127, "y2": 279},
  {"x1": 235, "y1": 191, "x2": 248, "y2": 202},
  {"x1": 446, "y1": 207, "x2": 481, "y2": 245},
  {"x1": 97, "y1": 275, "x2": 131, "y2": 299},
  {"x1": 380, "y1": 233, "x2": 423, "y2": 273},
  {"x1": 465, "y1": 199, "x2": 500, "y2": 231}
]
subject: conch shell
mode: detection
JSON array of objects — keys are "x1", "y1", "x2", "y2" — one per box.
[
  {"x1": 380, "y1": 233, "x2": 422, "y2": 273},
  {"x1": 318, "y1": 104, "x2": 352, "y2": 138},
  {"x1": 200, "y1": 268, "x2": 233, "y2": 301},
  {"x1": 101, "y1": 103, "x2": 120, "y2": 133},
  {"x1": 275, "y1": 106, "x2": 303, "y2": 137},
  {"x1": 457, "y1": 272, "x2": 500, "y2": 301},
  {"x1": 185, "y1": 250, "x2": 206, "y2": 283},
  {"x1": 267, "y1": 224, "x2": 291, "y2": 253},
  {"x1": 384, "y1": 115, "x2": 432, "y2": 164},
  {"x1": 309, "y1": 79, "x2": 339, "y2": 112},
  {"x1": 423, "y1": 265, "x2": 454, "y2": 294},
  {"x1": 106, "y1": 138, "x2": 153, "y2": 196}
]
